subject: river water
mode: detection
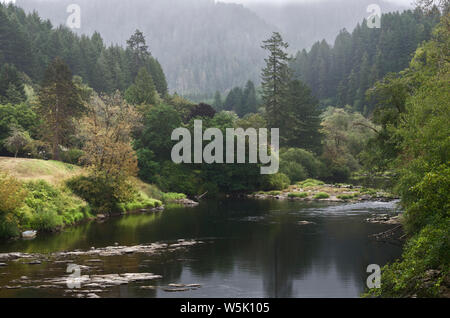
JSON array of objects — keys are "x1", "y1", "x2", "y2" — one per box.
[{"x1": 0, "y1": 199, "x2": 402, "y2": 298}]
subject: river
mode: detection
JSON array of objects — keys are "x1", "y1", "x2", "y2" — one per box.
[{"x1": 0, "y1": 199, "x2": 403, "y2": 298}]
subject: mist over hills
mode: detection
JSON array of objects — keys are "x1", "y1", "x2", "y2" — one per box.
[{"x1": 17, "y1": 0, "x2": 408, "y2": 96}]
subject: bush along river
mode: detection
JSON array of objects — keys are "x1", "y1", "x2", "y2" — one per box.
[{"x1": 0, "y1": 198, "x2": 403, "y2": 298}]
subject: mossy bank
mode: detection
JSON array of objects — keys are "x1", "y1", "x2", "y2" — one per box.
[{"x1": 0, "y1": 157, "x2": 189, "y2": 239}]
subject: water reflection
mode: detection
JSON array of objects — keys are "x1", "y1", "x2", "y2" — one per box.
[{"x1": 0, "y1": 199, "x2": 402, "y2": 298}]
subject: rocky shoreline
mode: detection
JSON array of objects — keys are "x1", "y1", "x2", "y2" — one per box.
[
  {"x1": 248, "y1": 183, "x2": 398, "y2": 203},
  {"x1": 0, "y1": 239, "x2": 204, "y2": 298}
]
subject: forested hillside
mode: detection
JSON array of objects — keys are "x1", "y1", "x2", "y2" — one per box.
[
  {"x1": 248, "y1": 0, "x2": 407, "y2": 52},
  {"x1": 290, "y1": 7, "x2": 441, "y2": 114},
  {"x1": 0, "y1": 5, "x2": 167, "y2": 95},
  {"x1": 17, "y1": 0, "x2": 407, "y2": 97}
]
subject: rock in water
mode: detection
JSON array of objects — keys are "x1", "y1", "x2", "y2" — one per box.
[
  {"x1": 22, "y1": 231, "x2": 37, "y2": 239},
  {"x1": 298, "y1": 221, "x2": 315, "y2": 225}
]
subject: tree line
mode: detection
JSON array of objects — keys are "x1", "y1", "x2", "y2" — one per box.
[
  {"x1": 0, "y1": 4, "x2": 167, "y2": 96},
  {"x1": 290, "y1": 7, "x2": 441, "y2": 115}
]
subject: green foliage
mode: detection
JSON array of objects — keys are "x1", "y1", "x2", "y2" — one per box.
[
  {"x1": 61, "y1": 148, "x2": 84, "y2": 165},
  {"x1": 67, "y1": 175, "x2": 136, "y2": 214},
  {"x1": 135, "y1": 103, "x2": 182, "y2": 167},
  {"x1": 117, "y1": 191, "x2": 162, "y2": 213},
  {"x1": 314, "y1": 192, "x2": 330, "y2": 199},
  {"x1": 321, "y1": 107, "x2": 377, "y2": 178},
  {"x1": 124, "y1": 67, "x2": 157, "y2": 106},
  {"x1": 0, "y1": 64, "x2": 26, "y2": 104},
  {"x1": 161, "y1": 192, "x2": 187, "y2": 203},
  {"x1": 153, "y1": 161, "x2": 202, "y2": 196},
  {"x1": 327, "y1": 165, "x2": 351, "y2": 183},
  {"x1": 366, "y1": 13, "x2": 450, "y2": 297},
  {"x1": 37, "y1": 58, "x2": 86, "y2": 161},
  {"x1": 261, "y1": 32, "x2": 291, "y2": 131},
  {"x1": 4, "y1": 126, "x2": 33, "y2": 158},
  {"x1": 366, "y1": 221, "x2": 449, "y2": 298},
  {"x1": 0, "y1": 173, "x2": 27, "y2": 237},
  {"x1": 0, "y1": 4, "x2": 167, "y2": 95},
  {"x1": 398, "y1": 165, "x2": 450, "y2": 234},
  {"x1": 280, "y1": 161, "x2": 307, "y2": 184},
  {"x1": 260, "y1": 173, "x2": 290, "y2": 191},
  {"x1": 0, "y1": 102, "x2": 37, "y2": 152},
  {"x1": 283, "y1": 80, "x2": 322, "y2": 151},
  {"x1": 222, "y1": 80, "x2": 259, "y2": 116},
  {"x1": 19, "y1": 180, "x2": 89, "y2": 232},
  {"x1": 337, "y1": 194, "x2": 356, "y2": 200},
  {"x1": 290, "y1": 9, "x2": 440, "y2": 112},
  {"x1": 288, "y1": 192, "x2": 308, "y2": 198},
  {"x1": 280, "y1": 148, "x2": 325, "y2": 182},
  {"x1": 297, "y1": 179, "x2": 325, "y2": 188}
]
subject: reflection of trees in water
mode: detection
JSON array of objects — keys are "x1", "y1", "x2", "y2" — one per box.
[
  {"x1": 1, "y1": 199, "x2": 403, "y2": 297},
  {"x1": 318, "y1": 218, "x2": 403, "y2": 293},
  {"x1": 186, "y1": 200, "x2": 323, "y2": 297},
  {"x1": 185, "y1": 200, "x2": 402, "y2": 297}
]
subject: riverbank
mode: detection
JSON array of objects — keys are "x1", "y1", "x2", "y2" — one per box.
[
  {"x1": 0, "y1": 157, "x2": 195, "y2": 240},
  {"x1": 249, "y1": 179, "x2": 398, "y2": 203}
]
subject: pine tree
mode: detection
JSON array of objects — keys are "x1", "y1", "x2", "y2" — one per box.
[
  {"x1": 224, "y1": 87, "x2": 243, "y2": 112},
  {"x1": 37, "y1": 57, "x2": 85, "y2": 161},
  {"x1": 261, "y1": 32, "x2": 291, "y2": 130},
  {"x1": 285, "y1": 80, "x2": 322, "y2": 153},
  {"x1": 124, "y1": 67, "x2": 157, "y2": 106},
  {"x1": 127, "y1": 29, "x2": 150, "y2": 79},
  {"x1": 148, "y1": 58, "x2": 168, "y2": 97},
  {"x1": 213, "y1": 91, "x2": 223, "y2": 110},
  {"x1": 0, "y1": 64, "x2": 26, "y2": 104},
  {"x1": 242, "y1": 80, "x2": 258, "y2": 116}
]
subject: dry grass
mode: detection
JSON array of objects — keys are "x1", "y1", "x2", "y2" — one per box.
[{"x1": 0, "y1": 157, "x2": 84, "y2": 185}]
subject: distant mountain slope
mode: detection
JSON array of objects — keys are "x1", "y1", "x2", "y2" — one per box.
[
  {"x1": 17, "y1": 0, "x2": 408, "y2": 96},
  {"x1": 248, "y1": 0, "x2": 409, "y2": 52}
]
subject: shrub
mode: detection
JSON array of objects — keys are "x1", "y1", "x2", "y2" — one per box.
[
  {"x1": 155, "y1": 161, "x2": 201, "y2": 196},
  {"x1": 288, "y1": 192, "x2": 308, "y2": 198},
  {"x1": 327, "y1": 165, "x2": 351, "y2": 183},
  {"x1": 0, "y1": 173, "x2": 27, "y2": 238},
  {"x1": 20, "y1": 180, "x2": 88, "y2": 232},
  {"x1": 61, "y1": 148, "x2": 84, "y2": 165},
  {"x1": 67, "y1": 175, "x2": 136, "y2": 214},
  {"x1": 360, "y1": 188, "x2": 378, "y2": 195},
  {"x1": 30, "y1": 208, "x2": 63, "y2": 232},
  {"x1": 260, "y1": 173, "x2": 290, "y2": 191},
  {"x1": 365, "y1": 221, "x2": 449, "y2": 298},
  {"x1": 280, "y1": 148, "x2": 323, "y2": 179},
  {"x1": 161, "y1": 192, "x2": 187, "y2": 203},
  {"x1": 0, "y1": 173, "x2": 27, "y2": 215},
  {"x1": 4, "y1": 126, "x2": 33, "y2": 158},
  {"x1": 267, "y1": 191, "x2": 282, "y2": 196},
  {"x1": 298, "y1": 179, "x2": 324, "y2": 188},
  {"x1": 314, "y1": 192, "x2": 330, "y2": 199},
  {"x1": 280, "y1": 161, "x2": 307, "y2": 184},
  {"x1": 398, "y1": 165, "x2": 450, "y2": 235},
  {"x1": 117, "y1": 192, "x2": 162, "y2": 213}
]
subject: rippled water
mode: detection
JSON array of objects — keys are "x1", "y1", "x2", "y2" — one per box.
[{"x1": 0, "y1": 199, "x2": 403, "y2": 298}]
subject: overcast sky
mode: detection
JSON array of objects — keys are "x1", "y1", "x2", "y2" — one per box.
[{"x1": 218, "y1": 0, "x2": 414, "y2": 6}]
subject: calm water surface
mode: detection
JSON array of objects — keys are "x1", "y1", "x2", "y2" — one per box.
[{"x1": 0, "y1": 199, "x2": 402, "y2": 298}]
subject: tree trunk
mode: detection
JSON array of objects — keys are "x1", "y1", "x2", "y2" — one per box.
[{"x1": 53, "y1": 134, "x2": 60, "y2": 161}]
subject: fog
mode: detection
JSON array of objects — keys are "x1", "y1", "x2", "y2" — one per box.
[{"x1": 16, "y1": 0, "x2": 411, "y2": 95}]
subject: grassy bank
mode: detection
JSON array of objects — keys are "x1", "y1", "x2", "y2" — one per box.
[{"x1": 0, "y1": 157, "x2": 173, "y2": 239}]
